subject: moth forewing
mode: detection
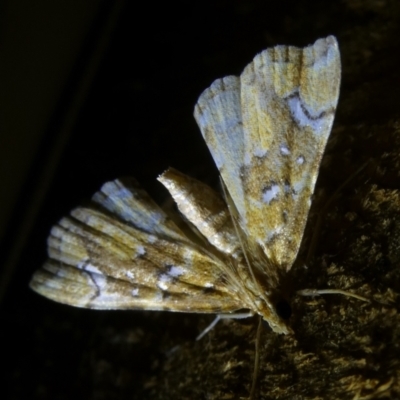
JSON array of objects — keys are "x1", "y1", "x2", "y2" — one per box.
[
  {"x1": 193, "y1": 36, "x2": 341, "y2": 332},
  {"x1": 194, "y1": 36, "x2": 340, "y2": 272}
]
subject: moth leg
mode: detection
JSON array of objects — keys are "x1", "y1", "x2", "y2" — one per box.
[
  {"x1": 297, "y1": 288, "x2": 369, "y2": 302},
  {"x1": 196, "y1": 312, "x2": 254, "y2": 340}
]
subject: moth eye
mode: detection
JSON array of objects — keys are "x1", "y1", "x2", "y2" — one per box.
[{"x1": 275, "y1": 299, "x2": 292, "y2": 320}]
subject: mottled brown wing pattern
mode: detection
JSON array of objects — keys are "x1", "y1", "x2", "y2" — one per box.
[
  {"x1": 31, "y1": 36, "x2": 341, "y2": 337},
  {"x1": 30, "y1": 178, "x2": 243, "y2": 313},
  {"x1": 194, "y1": 36, "x2": 341, "y2": 272}
]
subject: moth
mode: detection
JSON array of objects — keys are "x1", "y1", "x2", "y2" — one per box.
[{"x1": 30, "y1": 36, "x2": 341, "y2": 338}]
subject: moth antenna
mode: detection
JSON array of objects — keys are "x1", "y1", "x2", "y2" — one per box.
[
  {"x1": 219, "y1": 176, "x2": 265, "y2": 297},
  {"x1": 305, "y1": 159, "x2": 371, "y2": 266},
  {"x1": 249, "y1": 316, "x2": 263, "y2": 400}
]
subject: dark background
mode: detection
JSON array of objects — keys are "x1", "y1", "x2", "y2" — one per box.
[{"x1": 2, "y1": 1, "x2": 400, "y2": 399}]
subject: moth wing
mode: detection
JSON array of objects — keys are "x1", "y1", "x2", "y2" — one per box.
[
  {"x1": 30, "y1": 179, "x2": 242, "y2": 313},
  {"x1": 194, "y1": 76, "x2": 246, "y2": 220},
  {"x1": 194, "y1": 36, "x2": 341, "y2": 270},
  {"x1": 158, "y1": 168, "x2": 241, "y2": 256}
]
